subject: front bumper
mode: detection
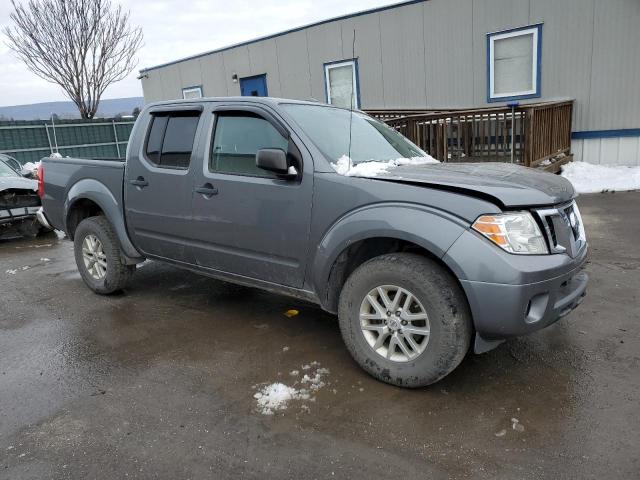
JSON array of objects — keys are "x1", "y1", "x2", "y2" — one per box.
[
  {"x1": 443, "y1": 228, "x2": 589, "y2": 347},
  {"x1": 460, "y1": 264, "x2": 588, "y2": 340},
  {"x1": 0, "y1": 206, "x2": 39, "y2": 225}
]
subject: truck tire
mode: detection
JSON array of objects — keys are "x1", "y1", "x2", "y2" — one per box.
[
  {"x1": 338, "y1": 253, "x2": 472, "y2": 388},
  {"x1": 73, "y1": 216, "x2": 135, "y2": 294}
]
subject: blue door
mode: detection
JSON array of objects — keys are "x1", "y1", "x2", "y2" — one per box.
[{"x1": 240, "y1": 74, "x2": 268, "y2": 97}]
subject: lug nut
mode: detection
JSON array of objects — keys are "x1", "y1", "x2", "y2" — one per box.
[
  {"x1": 395, "y1": 311, "x2": 401, "y2": 317},
  {"x1": 401, "y1": 320, "x2": 407, "y2": 326}
]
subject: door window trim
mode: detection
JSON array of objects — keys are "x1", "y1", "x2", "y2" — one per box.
[
  {"x1": 202, "y1": 106, "x2": 303, "y2": 181},
  {"x1": 141, "y1": 109, "x2": 202, "y2": 172}
]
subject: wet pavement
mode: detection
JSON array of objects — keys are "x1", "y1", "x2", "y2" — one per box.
[{"x1": 1, "y1": 193, "x2": 639, "y2": 479}]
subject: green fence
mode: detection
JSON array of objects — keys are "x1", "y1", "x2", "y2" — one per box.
[{"x1": 0, "y1": 118, "x2": 135, "y2": 164}]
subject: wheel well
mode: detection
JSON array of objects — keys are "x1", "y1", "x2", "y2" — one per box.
[
  {"x1": 66, "y1": 199, "x2": 104, "y2": 239},
  {"x1": 323, "y1": 237, "x2": 459, "y2": 313}
]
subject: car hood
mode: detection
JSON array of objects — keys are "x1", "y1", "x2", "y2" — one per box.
[
  {"x1": 374, "y1": 162, "x2": 575, "y2": 208},
  {"x1": 0, "y1": 175, "x2": 37, "y2": 192}
]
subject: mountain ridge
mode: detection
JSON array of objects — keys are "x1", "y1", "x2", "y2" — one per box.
[{"x1": 0, "y1": 97, "x2": 144, "y2": 120}]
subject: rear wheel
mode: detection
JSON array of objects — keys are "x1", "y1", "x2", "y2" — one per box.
[
  {"x1": 73, "y1": 216, "x2": 135, "y2": 294},
  {"x1": 338, "y1": 253, "x2": 472, "y2": 388}
]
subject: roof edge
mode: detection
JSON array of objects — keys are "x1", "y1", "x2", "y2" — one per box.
[{"x1": 139, "y1": 0, "x2": 426, "y2": 74}]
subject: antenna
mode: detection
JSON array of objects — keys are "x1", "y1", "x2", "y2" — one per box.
[{"x1": 347, "y1": 29, "x2": 356, "y2": 171}]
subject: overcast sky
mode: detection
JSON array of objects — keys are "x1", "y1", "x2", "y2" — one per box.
[{"x1": 0, "y1": 0, "x2": 398, "y2": 107}]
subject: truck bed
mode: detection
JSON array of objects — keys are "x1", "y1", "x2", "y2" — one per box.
[{"x1": 40, "y1": 156, "x2": 126, "y2": 233}]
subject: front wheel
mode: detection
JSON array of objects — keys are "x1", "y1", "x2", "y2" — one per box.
[
  {"x1": 338, "y1": 253, "x2": 472, "y2": 388},
  {"x1": 73, "y1": 216, "x2": 135, "y2": 294}
]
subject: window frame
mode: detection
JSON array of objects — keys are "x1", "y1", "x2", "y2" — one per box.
[
  {"x1": 143, "y1": 110, "x2": 201, "y2": 171},
  {"x1": 487, "y1": 24, "x2": 542, "y2": 103},
  {"x1": 323, "y1": 58, "x2": 361, "y2": 109},
  {"x1": 205, "y1": 106, "x2": 299, "y2": 180},
  {"x1": 182, "y1": 85, "x2": 203, "y2": 99}
]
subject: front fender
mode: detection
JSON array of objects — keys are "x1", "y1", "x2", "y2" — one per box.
[
  {"x1": 65, "y1": 178, "x2": 142, "y2": 260},
  {"x1": 310, "y1": 203, "x2": 469, "y2": 306}
]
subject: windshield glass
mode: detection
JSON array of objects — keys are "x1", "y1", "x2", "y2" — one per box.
[
  {"x1": 0, "y1": 161, "x2": 19, "y2": 178},
  {"x1": 281, "y1": 104, "x2": 429, "y2": 164}
]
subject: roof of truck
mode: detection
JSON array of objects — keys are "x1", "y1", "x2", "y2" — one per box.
[{"x1": 144, "y1": 96, "x2": 351, "y2": 110}]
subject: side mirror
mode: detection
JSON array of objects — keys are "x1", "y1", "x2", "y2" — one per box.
[{"x1": 256, "y1": 148, "x2": 297, "y2": 177}]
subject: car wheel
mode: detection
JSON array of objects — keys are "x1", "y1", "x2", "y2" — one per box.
[
  {"x1": 73, "y1": 216, "x2": 135, "y2": 294},
  {"x1": 338, "y1": 252, "x2": 472, "y2": 388}
]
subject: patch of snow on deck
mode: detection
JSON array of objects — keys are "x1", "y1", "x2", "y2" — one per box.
[
  {"x1": 561, "y1": 162, "x2": 640, "y2": 194},
  {"x1": 331, "y1": 155, "x2": 439, "y2": 177}
]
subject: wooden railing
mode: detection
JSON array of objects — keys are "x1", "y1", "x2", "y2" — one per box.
[{"x1": 366, "y1": 100, "x2": 573, "y2": 170}]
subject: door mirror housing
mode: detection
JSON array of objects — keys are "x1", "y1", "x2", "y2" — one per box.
[{"x1": 256, "y1": 148, "x2": 295, "y2": 177}]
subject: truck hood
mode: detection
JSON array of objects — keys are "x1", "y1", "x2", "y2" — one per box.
[
  {"x1": 0, "y1": 175, "x2": 37, "y2": 192},
  {"x1": 374, "y1": 162, "x2": 575, "y2": 208}
]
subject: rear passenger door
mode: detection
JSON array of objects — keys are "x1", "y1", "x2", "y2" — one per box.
[
  {"x1": 190, "y1": 106, "x2": 313, "y2": 288},
  {"x1": 124, "y1": 108, "x2": 202, "y2": 262}
]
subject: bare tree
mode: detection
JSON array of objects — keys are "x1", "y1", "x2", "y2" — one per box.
[{"x1": 4, "y1": 0, "x2": 143, "y2": 119}]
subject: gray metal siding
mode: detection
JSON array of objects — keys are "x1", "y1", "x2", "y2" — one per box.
[
  {"x1": 141, "y1": 0, "x2": 640, "y2": 133},
  {"x1": 306, "y1": 23, "x2": 343, "y2": 102},
  {"x1": 587, "y1": 0, "x2": 640, "y2": 131},
  {"x1": 337, "y1": 14, "x2": 385, "y2": 108},
  {"x1": 423, "y1": 0, "x2": 474, "y2": 107},
  {"x1": 199, "y1": 54, "x2": 229, "y2": 98},
  {"x1": 379, "y1": 3, "x2": 427, "y2": 108},
  {"x1": 530, "y1": 0, "x2": 595, "y2": 131},
  {"x1": 275, "y1": 31, "x2": 312, "y2": 100}
]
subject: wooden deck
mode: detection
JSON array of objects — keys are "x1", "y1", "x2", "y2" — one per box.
[{"x1": 366, "y1": 100, "x2": 574, "y2": 172}]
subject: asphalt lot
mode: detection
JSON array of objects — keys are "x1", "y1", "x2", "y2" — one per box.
[{"x1": 1, "y1": 192, "x2": 639, "y2": 479}]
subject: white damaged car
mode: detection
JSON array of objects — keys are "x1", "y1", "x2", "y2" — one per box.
[{"x1": 0, "y1": 158, "x2": 51, "y2": 240}]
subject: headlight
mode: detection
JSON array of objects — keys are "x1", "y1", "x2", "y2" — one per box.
[{"x1": 472, "y1": 212, "x2": 548, "y2": 255}]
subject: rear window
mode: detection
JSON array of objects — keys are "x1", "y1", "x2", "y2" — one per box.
[{"x1": 145, "y1": 112, "x2": 200, "y2": 169}]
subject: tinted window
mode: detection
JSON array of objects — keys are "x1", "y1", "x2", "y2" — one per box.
[
  {"x1": 210, "y1": 114, "x2": 288, "y2": 177},
  {"x1": 145, "y1": 112, "x2": 200, "y2": 169},
  {"x1": 145, "y1": 116, "x2": 168, "y2": 165}
]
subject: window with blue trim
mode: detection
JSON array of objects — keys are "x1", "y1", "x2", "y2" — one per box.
[
  {"x1": 487, "y1": 24, "x2": 541, "y2": 102},
  {"x1": 324, "y1": 59, "x2": 359, "y2": 109}
]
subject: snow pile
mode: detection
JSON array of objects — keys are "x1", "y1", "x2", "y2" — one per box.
[
  {"x1": 331, "y1": 154, "x2": 439, "y2": 177},
  {"x1": 20, "y1": 161, "x2": 40, "y2": 175},
  {"x1": 254, "y1": 383, "x2": 307, "y2": 415},
  {"x1": 253, "y1": 362, "x2": 330, "y2": 415},
  {"x1": 561, "y1": 162, "x2": 640, "y2": 194}
]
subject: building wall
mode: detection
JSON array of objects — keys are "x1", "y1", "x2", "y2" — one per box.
[{"x1": 140, "y1": 0, "x2": 640, "y2": 165}]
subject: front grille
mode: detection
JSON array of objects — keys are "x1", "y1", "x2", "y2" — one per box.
[
  {"x1": 535, "y1": 201, "x2": 586, "y2": 257},
  {"x1": 0, "y1": 189, "x2": 40, "y2": 209}
]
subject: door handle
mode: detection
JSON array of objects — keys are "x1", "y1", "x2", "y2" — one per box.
[
  {"x1": 129, "y1": 177, "x2": 149, "y2": 188},
  {"x1": 195, "y1": 183, "x2": 218, "y2": 197}
]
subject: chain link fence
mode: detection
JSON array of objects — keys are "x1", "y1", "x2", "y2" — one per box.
[{"x1": 0, "y1": 118, "x2": 135, "y2": 164}]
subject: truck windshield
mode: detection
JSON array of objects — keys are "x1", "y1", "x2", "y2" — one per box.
[
  {"x1": 0, "y1": 161, "x2": 19, "y2": 177},
  {"x1": 281, "y1": 104, "x2": 428, "y2": 164}
]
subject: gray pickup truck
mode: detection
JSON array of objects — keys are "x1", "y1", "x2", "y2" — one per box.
[{"x1": 39, "y1": 97, "x2": 588, "y2": 387}]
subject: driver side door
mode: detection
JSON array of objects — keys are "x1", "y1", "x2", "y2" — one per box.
[{"x1": 189, "y1": 106, "x2": 313, "y2": 288}]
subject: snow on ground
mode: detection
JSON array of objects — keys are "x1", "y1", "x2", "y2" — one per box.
[
  {"x1": 331, "y1": 155, "x2": 439, "y2": 177},
  {"x1": 561, "y1": 162, "x2": 640, "y2": 194},
  {"x1": 253, "y1": 362, "x2": 330, "y2": 415}
]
